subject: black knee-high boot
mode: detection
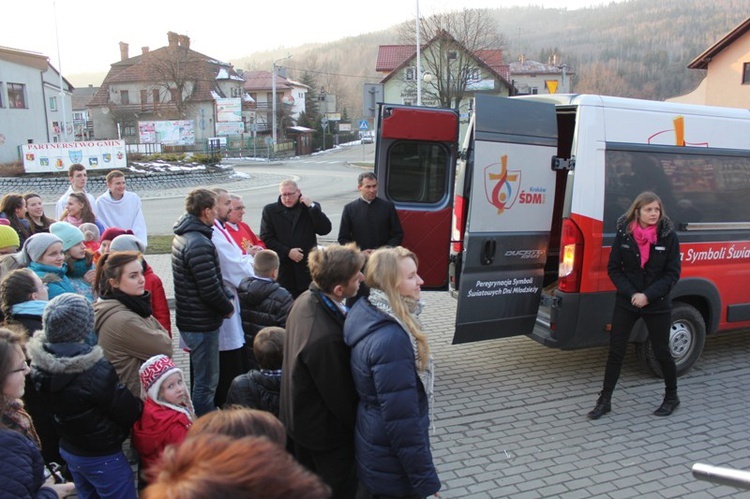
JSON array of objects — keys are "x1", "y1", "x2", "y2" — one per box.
[
  {"x1": 653, "y1": 389, "x2": 680, "y2": 416},
  {"x1": 587, "y1": 391, "x2": 612, "y2": 420}
]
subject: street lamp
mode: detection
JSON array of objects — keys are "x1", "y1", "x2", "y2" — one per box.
[{"x1": 272, "y1": 55, "x2": 292, "y2": 147}]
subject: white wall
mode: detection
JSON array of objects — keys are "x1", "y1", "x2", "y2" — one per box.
[{"x1": 0, "y1": 59, "x2": 49, "y2": 163}]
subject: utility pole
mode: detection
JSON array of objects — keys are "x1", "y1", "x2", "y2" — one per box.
[{"x1": 272, "y1": 55, "x2": 292, "y2": 150}]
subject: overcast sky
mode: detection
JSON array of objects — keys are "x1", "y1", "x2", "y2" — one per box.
[{"x1": 3, "y1": 0, "x2": 627, "y2": 75}]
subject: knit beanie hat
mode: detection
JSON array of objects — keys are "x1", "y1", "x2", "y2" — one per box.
[
  {"x1": 140, "y1": 354, "x2": 181, "y2": 401},
  {"x1": 49, "y1": 222, "x2": 85, "y2": 251},
  {"x1": 79, "y1": 223, "x2": 100, "y2": 242},
  {"x1": 110, "y1": 234, "x2": 146, "y2": 254},
  {"x1": 21, "y1": 233, "x2": 63, "y2": 264},
  {"x1": 100, "y1": 227, "x2": 132, "y2": 244},
  {"x1": 0, "y1": 225, "x2": 20, "y2": 250},
  {"x1": 43, "y1": 293, "x2": 95, "y2": 343}
]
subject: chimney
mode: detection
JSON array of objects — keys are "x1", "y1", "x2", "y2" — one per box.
[
  {"x1": 520, "y1": 54, "x2": 525, "y2": 65},
  {"x1": 167, "y1": 31, "x2": 179, "y2": 48},
  {"x1": 142, "y1": 46, "x2": 150, "y2": 55},
  {"x1": 178, "y1": 35, "x2": 190, "y2": 49},
  {"x1": 119, "y1": 42, "x2": 129, "y2": 61}
]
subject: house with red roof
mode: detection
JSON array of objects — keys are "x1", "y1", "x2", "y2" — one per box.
[
  {"x1": 88, "y1": 32, "x2": 247, "y2": 146},
  {"x1": 668, "y1": 16, "x2": 750, "y2": 108},
  {"x1": 376, "y1": 30, "x2": 514, "y2": 121}
]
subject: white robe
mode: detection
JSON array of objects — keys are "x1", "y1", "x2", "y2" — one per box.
[
  {"x1": 95, "y1": 191, "x2": 148, "y2": 246},
  {"x1": 212, "y1": 220, "x2": 255, "y2": 352},
  {"x1": 55, "y1": 187, "x2": 98, "y2": 220}
]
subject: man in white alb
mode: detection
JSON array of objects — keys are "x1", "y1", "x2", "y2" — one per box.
[{"x1": 96, "y1": 170, "x2": 148, "y2": 247}]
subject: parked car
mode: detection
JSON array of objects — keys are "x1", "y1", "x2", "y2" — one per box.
[{"x1": 361, "y1": 132, "x2": 374, "y2": 144}]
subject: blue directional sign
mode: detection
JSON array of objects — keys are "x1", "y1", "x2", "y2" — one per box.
[{"x1": 359, "y1": 120, "x2": 369, "y2": 131}]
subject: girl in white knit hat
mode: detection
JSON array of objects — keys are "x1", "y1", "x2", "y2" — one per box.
[{"x1": 132, "y1": 354, "x2": 195, "y2": 484}]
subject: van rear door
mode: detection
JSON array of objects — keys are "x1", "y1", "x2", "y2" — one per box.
[
  {"x1": 375, "y1": 104, "x2": 459, "y2": 288},
  {"x1": 453, "y1": 95, "x2": 558, "y2": 344}
]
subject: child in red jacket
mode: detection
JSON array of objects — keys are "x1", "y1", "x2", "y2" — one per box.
[{"x1": 132, "y1": 355, "x2": 195, "y2": 483}]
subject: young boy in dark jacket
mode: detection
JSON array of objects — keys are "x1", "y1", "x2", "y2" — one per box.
[
  {"x1": 225, "y1": 326, "x2": 284, "y2": 416},
  {"x1": 28, "y1": 293, "x2": 143, "y2": 499},
  {"x1": 237, "y1": 250, "x2": 293, "y2": 369}
]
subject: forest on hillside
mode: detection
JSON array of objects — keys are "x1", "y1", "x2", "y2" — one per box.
[{"x1": 235, "y1": 0, "x2": 750, "y2": 120}]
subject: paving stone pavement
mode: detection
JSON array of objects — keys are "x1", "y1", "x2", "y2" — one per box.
[{"x1": 147, "y1": 253, "x2": 750, "y2": 498}]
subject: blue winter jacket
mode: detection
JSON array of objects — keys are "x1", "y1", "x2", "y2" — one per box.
[
  {"x1": 0, "y1": 429, "x2": 57, "y2": 499},
  {"x1": 28, "y1": 262, "x2": 75, "y2": 300},
  {"x1": 343, "y1": 298, "x2": 440, "y2": 498}
]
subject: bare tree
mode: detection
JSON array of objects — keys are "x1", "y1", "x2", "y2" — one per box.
[
  {"x1": 398, "y1": 8, "x2": 506, "y2": 109},
  {"x1": 142, "y1": 44, "x2": 217, "y2": 119}
]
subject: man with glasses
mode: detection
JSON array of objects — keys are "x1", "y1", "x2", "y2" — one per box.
[{"x1": 260, "y1": 180, "x2": 332, "y2": 298}]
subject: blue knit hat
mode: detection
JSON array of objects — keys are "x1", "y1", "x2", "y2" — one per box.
[{"x1": 49, "y1": 221, "x2": 85, "y2": 251}]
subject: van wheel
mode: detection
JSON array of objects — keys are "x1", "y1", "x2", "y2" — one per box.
[{"x1": 635, "y1": 303, "x2": 706, "y2": 377}]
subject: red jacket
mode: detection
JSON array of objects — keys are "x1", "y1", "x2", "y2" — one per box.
[
  {"x1": 132, "y1": 398, "x2": 191, "y2": 474},
  {"x1": 144, "y1": 263, "x2": 172, "y2": 337}
]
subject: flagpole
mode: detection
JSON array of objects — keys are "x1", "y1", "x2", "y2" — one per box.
[
  {"x1": 416, "y1": 0, "x2": 422, "y2": 106},
  {"x1": 53, "y1": 0, "x2": 69, "y2": 142}
]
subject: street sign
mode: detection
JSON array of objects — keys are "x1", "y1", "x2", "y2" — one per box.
[{"x1": 359, "y1": 120, "x2": 369, "y2": 130}]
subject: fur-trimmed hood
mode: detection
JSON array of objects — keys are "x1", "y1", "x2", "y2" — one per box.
[
  {"x1": 28, "y1": 330, "x2": 104, "y2": 393},
  {"x1": 616, "y1": 214, "x2": 675, "y2": 239}
]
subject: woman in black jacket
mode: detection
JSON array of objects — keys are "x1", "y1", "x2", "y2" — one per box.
[
  {"x1": 588, "y1": 191, "x2": 682, "y2": 420},
  {"x1": 28, "y1": 294, "x2": 143, "y2": 499}
]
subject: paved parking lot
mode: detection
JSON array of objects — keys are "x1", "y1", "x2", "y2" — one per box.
[{"x1": 149, "y1": 253, "x2": 750, "y2": 498}]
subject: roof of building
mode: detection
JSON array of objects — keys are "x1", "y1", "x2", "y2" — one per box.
[
  {"x1": 88, "y1": 33, "x2": 243, "y2": 107},
  {"x1": 240, "y1": 70, "x2": 309, "y2": 92},
  {"x1": 376, "y1": 45, "x2": 417, "y2": 72},
  {"x1": 509, "y1": 58, "x2": 574, "y2": 76},
  {"x1": 72, "y1": 85, "x2": 99, "y2": 110},
  {"x1": 0, "y1": 45, "x2": 49, "y2": 71},
  {"x1": 688, "y1": 16, "x2": 750, "y2": 69}
]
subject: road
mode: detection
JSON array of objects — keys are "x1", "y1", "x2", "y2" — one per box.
[{"x1": 143, "y1": 143, "x2": 372, "y2": 235}]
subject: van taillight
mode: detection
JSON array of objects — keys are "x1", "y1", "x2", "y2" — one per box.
[
  {"x1": 558, "y1": 218, "x2": 584, "y2": 293},
  {"x1": 452, "y1": 194, "x2": 467, "y2": 253}
]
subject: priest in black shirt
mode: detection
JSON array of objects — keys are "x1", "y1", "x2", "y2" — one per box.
[{"x1": 338, "y1": 172, "x2": 403, "y2": 304}]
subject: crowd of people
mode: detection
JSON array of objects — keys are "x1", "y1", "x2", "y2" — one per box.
[{"x1": 0, "y1": 166, "x2": 442, "y2": 499}]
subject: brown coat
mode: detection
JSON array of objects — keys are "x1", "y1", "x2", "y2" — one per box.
[{"x1": 94, "y1": 299, "x2": 173, "y2": 397}]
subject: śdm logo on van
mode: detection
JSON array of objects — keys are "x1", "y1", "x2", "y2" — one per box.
[
  {"x1": 484, "y1": 155, "x2": 545, "y2": 214},
  {"x1": 485, "y1": 155, "x2": 521, "y2": 214}
]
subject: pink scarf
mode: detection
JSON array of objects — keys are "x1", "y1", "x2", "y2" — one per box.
[{"x1": 630, "y1": 222, "x2": 657, "y2": 268}]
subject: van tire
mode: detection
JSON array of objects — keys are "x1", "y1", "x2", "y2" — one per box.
[{"x1": 635, "y1": 302, "x2": 706, "y2": 377}]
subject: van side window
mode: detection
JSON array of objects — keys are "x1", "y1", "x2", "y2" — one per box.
[
  {"x1": 386, "y1": 141, "x2": 449, "y2": 204},
  {"x1": 604, "y1": 146, "x2": 750, "y2": 232}
]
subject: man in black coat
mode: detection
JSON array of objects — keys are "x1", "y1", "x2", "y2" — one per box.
[
  {"x1": 338, "y1": 172, "x2": 403, "y2": 254},
  {"x1": 172, "y1": 188, "x2": 234, "y2": 415},
  {"x1": 260, "y1": 180, "x2": 332, "y2": 298},
  {"x1": 338, "y1": 172, "x2": 403, "y2": 305}
]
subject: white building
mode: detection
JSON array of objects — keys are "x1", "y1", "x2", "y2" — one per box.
[{"x1": 0, "y1": 46, "x2": 73, "y2": 164}]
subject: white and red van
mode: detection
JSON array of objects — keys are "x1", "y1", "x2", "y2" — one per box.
[{"x1": 375, "y1": 94, "x2": 750, "y2": 375}]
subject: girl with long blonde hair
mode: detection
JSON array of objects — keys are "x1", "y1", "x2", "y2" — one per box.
[{"x1": 343, "y1": 246, "x2": 440, "y2": 498}]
